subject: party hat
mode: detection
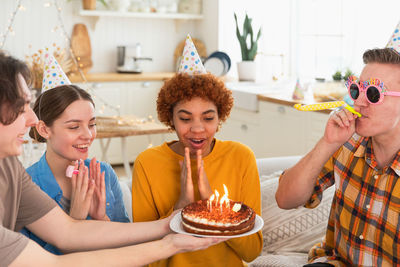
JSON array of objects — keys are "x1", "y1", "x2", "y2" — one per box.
[
  {"x1": 386, "y1": 21, "x2": 400, "y2": 54},
  {"x1": 292, "y1": 79, "x2": 304, "y2": 100},
  {"x1": 178, "y1": 34, "x2": 206, "y2": 75},
  {"x1": 42, "y1": 53, "x2": 71, "y2": 91}
]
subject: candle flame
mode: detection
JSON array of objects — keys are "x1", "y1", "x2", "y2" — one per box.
[
  {"x1": 209, "y1": 185, "x2": 231, "y2": 210},
  {"x1": 215, "y1": 190, "x2": 219, "y2": 206},
  {"x1": 223, "y1": 184, "x2": 228, "y2": 197},
  {"x1": 220, "y1": 194, "x2": 229, "y2": 207},
  {"x1": 209, "y1": 194, "x2": 215, "y2": 202}
]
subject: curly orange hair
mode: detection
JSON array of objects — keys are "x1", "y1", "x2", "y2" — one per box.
[{"x1": 157, "y1": 73, "x2": 233, "y2": 129}]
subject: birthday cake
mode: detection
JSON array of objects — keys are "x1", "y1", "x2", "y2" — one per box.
[{"x1": 181, "y1": 199, "x2": 256, "y2": 236}]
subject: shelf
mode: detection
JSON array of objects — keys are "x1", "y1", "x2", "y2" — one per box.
[{"x1": 79, "y1": 9, "x2": 203, "y2": 20}]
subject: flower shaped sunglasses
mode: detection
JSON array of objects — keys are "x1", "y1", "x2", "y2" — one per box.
[{"x1": 345, "y1": 75, "x2": 400, "y2": 104}]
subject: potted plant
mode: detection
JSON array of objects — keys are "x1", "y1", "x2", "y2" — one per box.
[
  {"x1": 234, "y1": 12, "x2": 262, "y2": 81},
  {"x1": 332, "y1": 70, "x2": 342, "y2": 81},
  {"x1": 343, "y1": 68, "x2": 354, "y2": 81}
]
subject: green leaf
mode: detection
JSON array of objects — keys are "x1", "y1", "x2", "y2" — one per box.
[
  {"x1": 256, "y1": 28, "x2": 262, "y2": 42},
  {"x1": 243, "y1": 15, "x2": 249, "y2": 40},
  {"x1": 332, "y1": 70, "x2": 342, "y2": 81},
  {"x1": 234, "y1": 12, "x2": 262, "y2": 61},
  {"x1": 98, "y1": 0, "x2": 108, "y2": 7}
]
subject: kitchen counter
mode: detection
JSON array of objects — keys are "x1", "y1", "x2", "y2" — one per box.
[
  {"x1": 69, "y1": 72, "x2": 175, "y2": 83},
  {"x1": 258, "y1": 94, "x2": 331, "y2": 114},
  {"x1": 227, "y1": 81, "x2": 332, "y2": 114}
]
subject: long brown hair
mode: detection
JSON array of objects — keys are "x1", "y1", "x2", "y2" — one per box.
[
  {"x1": 0, "y1": 51, "x2": 32, "y2": 125},
  {"x1": 29, "y1": 85, "x2": 95, "y2": 143}
]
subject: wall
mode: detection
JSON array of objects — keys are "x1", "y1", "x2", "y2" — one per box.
[{"x1": 0, "y1": 0, "x2": 218, "y2": 73}]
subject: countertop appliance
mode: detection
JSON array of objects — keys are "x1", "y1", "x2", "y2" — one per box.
[{"x1": 117, "y1": 44, "x2": 152, "y2": 73}]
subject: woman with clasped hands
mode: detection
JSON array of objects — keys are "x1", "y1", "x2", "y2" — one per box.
[
  {"x1": 20, "y1": 85, "x2": 130, "y2": 254},
  {"x1": 132, "y1": 73, "x2": 263, "y2": 266}
]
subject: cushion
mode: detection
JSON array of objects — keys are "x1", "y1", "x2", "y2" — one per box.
[
  {"x1": 119, "y1": 179, "x2": 133, "y2": 222},
  {"x1": 260, "y1": 170, "x2": 283, "y2": 183},
  {"x1": 249, "y1": 252, "x2": 308, "y2": 267},
  {"x1": 260, "y1": 176, "x2": 334, "y2": 255}
]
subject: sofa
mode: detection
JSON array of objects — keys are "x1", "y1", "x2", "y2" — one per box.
[{"x1": 119, "y1": 155, "x2": 334, "y2": 267}]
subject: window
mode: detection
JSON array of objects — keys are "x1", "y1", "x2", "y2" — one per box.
[{"x1": 219, "y1": 0, "x2": 400, "y2": 81}]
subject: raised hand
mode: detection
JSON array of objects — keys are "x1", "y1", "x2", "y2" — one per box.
[
  {"x1": 196, "y1": 149, "x2": 213, "y2": 200},
  {"x1": 323, "y1": 108, "x2": 357, "y2": 147},
  {"x1": 88, "y1": 158, "x2": 109, "y2": 221},
  {"x1": 70, "y1": 159, "x2": 95, "y2": 220},
  {"x1": 174, "y1": 147, "x2": 194, "y2": 210}
]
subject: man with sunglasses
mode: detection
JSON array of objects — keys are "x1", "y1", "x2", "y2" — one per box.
[{"x1": 276, "y1": 46, "x2": 400, "y2": 267}]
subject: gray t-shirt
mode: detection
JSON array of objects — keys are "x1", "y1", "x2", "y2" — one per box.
[{"x1": 0, "y1": 156, "x2": 56, "y2": 266}]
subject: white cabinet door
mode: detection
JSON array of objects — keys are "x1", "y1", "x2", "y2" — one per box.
[
  {"x1": 122, "y1": 81, "x2": 162, "y2": 118},
  {"x1": 77, "y1": 81, "x2": 173, "y2": 165},
  {"x1": 78, "y1": 82, "x2": 123, "y2": 116},
  {"x1": 257, "y1": 101, "x2": 306, "y2": 157},
  {"x1": 304, "y1": 111, "x2": 328, "y2": 153},
  {"x1": 216, "y1": 107, "x2": 261, "y2": 155},
  {"x1": 217, "y1": 101, "x2": 329, "y2": 158}
]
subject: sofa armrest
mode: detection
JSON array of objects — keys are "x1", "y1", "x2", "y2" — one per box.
[{"x1": 256, "y1": 155, "x2": 302, "y2": 177}]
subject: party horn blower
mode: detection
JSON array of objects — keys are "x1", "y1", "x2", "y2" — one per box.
[{"x1": 293, "y1": 101, "x2": 361, "y2": 117}]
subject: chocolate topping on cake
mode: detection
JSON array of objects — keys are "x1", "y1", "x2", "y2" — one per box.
[{"x1": 181, "y1": 199, "x2": 256, "y2": 236}]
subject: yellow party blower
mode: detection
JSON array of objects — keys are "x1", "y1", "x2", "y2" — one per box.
[{"x1": 293, "y1": 101, "x2": 362, "y2": 117}]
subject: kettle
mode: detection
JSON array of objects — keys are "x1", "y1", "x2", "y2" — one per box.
[{"x1": 117, "y1": 43, "x2": 152, "y2": 73}]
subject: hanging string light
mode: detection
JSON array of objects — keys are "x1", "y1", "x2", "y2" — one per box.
[
  {"x1": 0, "y1": 0, "x2": 121, "y2": 115},
  {"x1": 0, "y1": 0, "x2": 23, "y2": 49},
  {"x1": 52, "y1": 0, "x2": 121, "y2": 115}
]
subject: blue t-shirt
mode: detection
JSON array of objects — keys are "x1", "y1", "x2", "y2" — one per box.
[{"x1": 21, "y1": 153, "x2": 130, "y2": 254}]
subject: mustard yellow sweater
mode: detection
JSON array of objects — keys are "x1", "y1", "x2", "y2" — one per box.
[{"x1": 132, "y1": 139, "x2": 262, "y2": 267}]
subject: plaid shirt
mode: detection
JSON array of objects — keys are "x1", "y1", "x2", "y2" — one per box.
[{"x1": 306, "y1": 134, "x2": 400, "y2": 267}]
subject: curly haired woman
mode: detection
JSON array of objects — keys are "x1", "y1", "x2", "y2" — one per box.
[{"x1": 131, "y1": 73, "x2": 263, "y2": 266}]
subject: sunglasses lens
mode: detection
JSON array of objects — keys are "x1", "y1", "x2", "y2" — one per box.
[
  {"x1": 349, "y1": 84, "x2": 359, "y2": 99},
  {"x1": 366, "y1": 86, "x2": 380, "y2": 103}
]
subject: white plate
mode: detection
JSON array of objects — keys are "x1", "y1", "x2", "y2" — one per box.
[
  {"x1": 204, "y1": 57, "x2": 226, "y2": 77},
  {"x1": 170, "y1": 211, "x2": 264, "y2": 238}
]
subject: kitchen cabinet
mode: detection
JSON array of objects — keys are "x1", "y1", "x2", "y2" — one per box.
[
  {"x1": 216, "y1": 100, "x2": 328, "y2": 158},
  {"x1": 77, "y1": 81, "x2": 176, "y2": 166}
]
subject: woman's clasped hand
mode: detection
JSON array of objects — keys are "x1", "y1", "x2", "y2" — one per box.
[
  {"x1": 175, "y1": 148, "x2": 213, "y2": 210},
  {"x1": 70, "y1": 158, "x2": 108, "y2": 220}
]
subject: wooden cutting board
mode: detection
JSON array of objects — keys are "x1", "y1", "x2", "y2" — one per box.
[{"x1": 70, "y1": 23, "x2": 93, "y2": 73}]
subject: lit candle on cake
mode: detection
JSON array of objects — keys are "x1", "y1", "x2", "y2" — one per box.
[
  {"x1": 208, "y1": 194, "x2": 215, "y2": 212},
  {"x1": 214, "y1": 190, "x2": 219, "y2": 206},
  {"x1": 220, "y1": 194, "x2": 229, "y2": 213},
  {"x1": 223, "y1": 184, "x2": 230, "y2": 208}
]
